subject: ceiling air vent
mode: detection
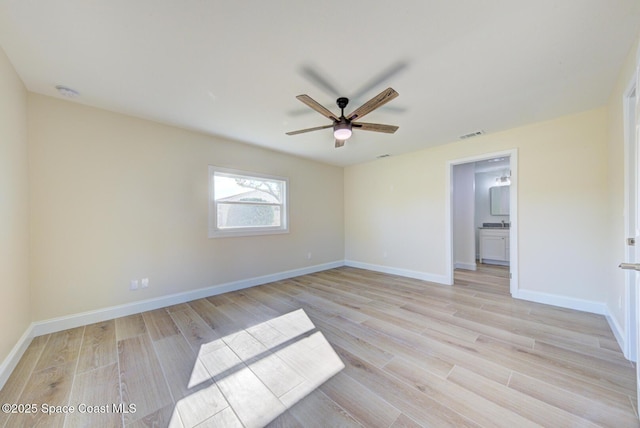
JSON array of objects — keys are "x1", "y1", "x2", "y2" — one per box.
[
  {"x1": 459, "y1": 130, "x2": 485, "y2": 140},
  {"x1": 55, "y1": 85, "x2": 80, "y2": 98}
]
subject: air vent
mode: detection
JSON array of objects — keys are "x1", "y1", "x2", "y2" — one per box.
[
  {"x1": 55, "y1": 85, "x2": 80, "y2": 98},
  {"x1": 459, "y1": 130, "x2": 485, "y2": 140}
]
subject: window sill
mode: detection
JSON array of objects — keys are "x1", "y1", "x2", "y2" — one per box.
[{"x1": 208, "y1": 228, "x2": 290, "y2": 239}]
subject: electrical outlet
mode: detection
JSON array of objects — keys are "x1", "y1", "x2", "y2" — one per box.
[
  {"x1": 307, "y1": 252, "x2": 312, "y2": 260},
  {"x1": 141, "y1": 278, "x2": 149, "y2": 288},
  {"x1": 130, "y1": 280, "x2": 139, "y2": 291}
]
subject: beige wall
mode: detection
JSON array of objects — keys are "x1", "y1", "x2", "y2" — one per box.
[
  {"x1": 0, "y1": 47, "x2": 30, "y2": 362},
  {"x1": 606, "y1": 37, "x2": 639, "y2": 332},
  {"x1": 28, "y1": 94, "x2": 344, "y2": 321},
  {"x1": 345, "y1": 108, "x2": 609, "y2": 304},
  {"x1": 4, "y1": 31, "x2": 639, "y2": 367}
]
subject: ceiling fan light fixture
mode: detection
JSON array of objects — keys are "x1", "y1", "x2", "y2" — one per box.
[{"x1": 333, "y1": 122, "x2": 352, "y2": 140}]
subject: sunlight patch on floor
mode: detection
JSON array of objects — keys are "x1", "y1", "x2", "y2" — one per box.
[{"x1": 171, "y1": 309, "x2": 344, "y2": 427}]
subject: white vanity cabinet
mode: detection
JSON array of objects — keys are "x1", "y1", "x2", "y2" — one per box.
[{"x1": 479, "y1": 228, "x2": 510, "y2": 265}]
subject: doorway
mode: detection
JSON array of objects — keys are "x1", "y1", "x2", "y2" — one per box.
[
  {"x1": 447, "y1": 149, "x2": 519, "y2": 295},
  {"x1": 623, "y1": 78, "x2": 637, "y2": 362}
]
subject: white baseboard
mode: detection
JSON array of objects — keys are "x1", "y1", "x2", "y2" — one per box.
[
  {"x1": 0, "y1": 325, "x2": 35, "y2": 389},
  {"x1": 605, "y1": 307, "x2": 628, "y2": 359},
  {"x1": 31, "y1": 260, "x2": 344, "y2": 337},
  {"x1": 454, "y1": 262, "x2": 477, "y2": 271},
  {"x1": 348, "y1": 265, "x2": 628, "y2": 360},
  {"x1": 481, "y1": 259, "x2": 510, "y2": 267},
  {"x1": 0, "y1": 260, "x2": 344, "y2": 389},
  {"x1": 3, "y1": 259, "x2": 625, "y2": 389},
  {"x1": 513, "y1": 289, "x2": 607, "y2": 315},
  {"x1": 344, "y1": 260, "x2": 450, "y2": 285}
]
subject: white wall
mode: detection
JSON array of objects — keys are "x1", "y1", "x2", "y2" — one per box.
[
  {"x1": 0, "y1": 47, "x2": 30, "y2": 364},
  {"x1": 28, "y1": 94, "x2": 344, "y2": 321},
  {"x1": 345, "y1": 108, "x2": 609, "y2": 307},
  {"x1": 453, "y1": 163, "x2": 476, "y2": 270}
]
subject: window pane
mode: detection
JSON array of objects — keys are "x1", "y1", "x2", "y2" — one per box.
[
  {"x1": 214, "y1": 174, "x2": 283, "y2": 203},
  {"x1": 217, "y1": 203, "x2": 281, "y2": 229},
  {"x1": 209, "y1": 166, "x2": 288, "y2": 238}
]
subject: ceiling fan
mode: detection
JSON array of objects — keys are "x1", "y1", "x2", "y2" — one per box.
[{"x1": 286, "y1": 87, "x2": 399, "y2": 148}]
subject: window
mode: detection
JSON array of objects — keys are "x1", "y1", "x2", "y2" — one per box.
[{"x1": 209, "y1": 166, "x2": 288, "y2": 237}]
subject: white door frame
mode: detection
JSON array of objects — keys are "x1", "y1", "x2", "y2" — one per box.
[
  {"x1": 445, "y1": 148, "x2": 519, "y2": 295},
  {"x1": 623, "y1": 74, "x2": 637, "y2": 362}
]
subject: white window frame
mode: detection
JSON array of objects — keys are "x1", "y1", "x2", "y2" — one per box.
[{"x1": 208, "y1": 166, "x2": 289, "y2": 238}]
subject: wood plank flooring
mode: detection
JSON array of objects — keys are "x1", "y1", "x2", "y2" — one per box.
[{"x1": 0, "y1": 265, "x2": 638, "y2": 427}]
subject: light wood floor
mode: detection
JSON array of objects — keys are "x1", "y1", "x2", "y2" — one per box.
[{"x1": 1, "y1": 265, "x2": 638, "y2": 427}]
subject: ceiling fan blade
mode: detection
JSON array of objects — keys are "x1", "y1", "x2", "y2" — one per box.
[
  {"x1": 286, "y1": 124, "x2": 333, "y2": 136},
  {"x1": 300, "y1": 65, "x2": 341, "y2": 97},
  {"x1": 352, "y1": 122, "x2": 399, "y2": 134},
  {"x1": 347, "y1": 87, "x2": 399, "y2": 121},
  {"x1": 351, "y1": 61, "x2": 408, "y2": 101},
  {"x1": 296, "y1": 94, "x2": 338, "y2": 121},
  {"x1": 335, "y1": 139, "x2": 346, "y2": 148}
]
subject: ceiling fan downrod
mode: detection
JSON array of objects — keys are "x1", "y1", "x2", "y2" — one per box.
[{"x1": 336, "y1": 97, "x2": 349, "y2": 117}]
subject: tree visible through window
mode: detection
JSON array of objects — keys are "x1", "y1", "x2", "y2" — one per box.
[{"x1": 209, "y1": 167, "x2": 288, "y2": 237}]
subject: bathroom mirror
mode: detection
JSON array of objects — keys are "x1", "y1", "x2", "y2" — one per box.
[{"x1": 490, "y1": 186, "x2": 510, "y2": 215}]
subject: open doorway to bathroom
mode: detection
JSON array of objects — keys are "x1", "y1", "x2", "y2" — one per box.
[{"x1": 448, "y1": 150, "x2": 518, "y2": 296}]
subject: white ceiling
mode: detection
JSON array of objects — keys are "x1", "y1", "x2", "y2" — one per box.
[{"x1": 1, "y1": 1, "x2": 639, "y2": 166}]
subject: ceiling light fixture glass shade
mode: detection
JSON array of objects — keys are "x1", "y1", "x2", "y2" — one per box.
[{"x1": 333, "y1": 122, "x2": 352, "y2": 140}]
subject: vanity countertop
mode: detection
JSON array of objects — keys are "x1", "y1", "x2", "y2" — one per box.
[{"x1": 479, "y1": 222, "x2": 510, "y2": 230}]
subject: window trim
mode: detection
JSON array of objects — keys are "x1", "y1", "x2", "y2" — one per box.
[{"x1": 208, "y1": 166, "x2": 289, "y2": 238}]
